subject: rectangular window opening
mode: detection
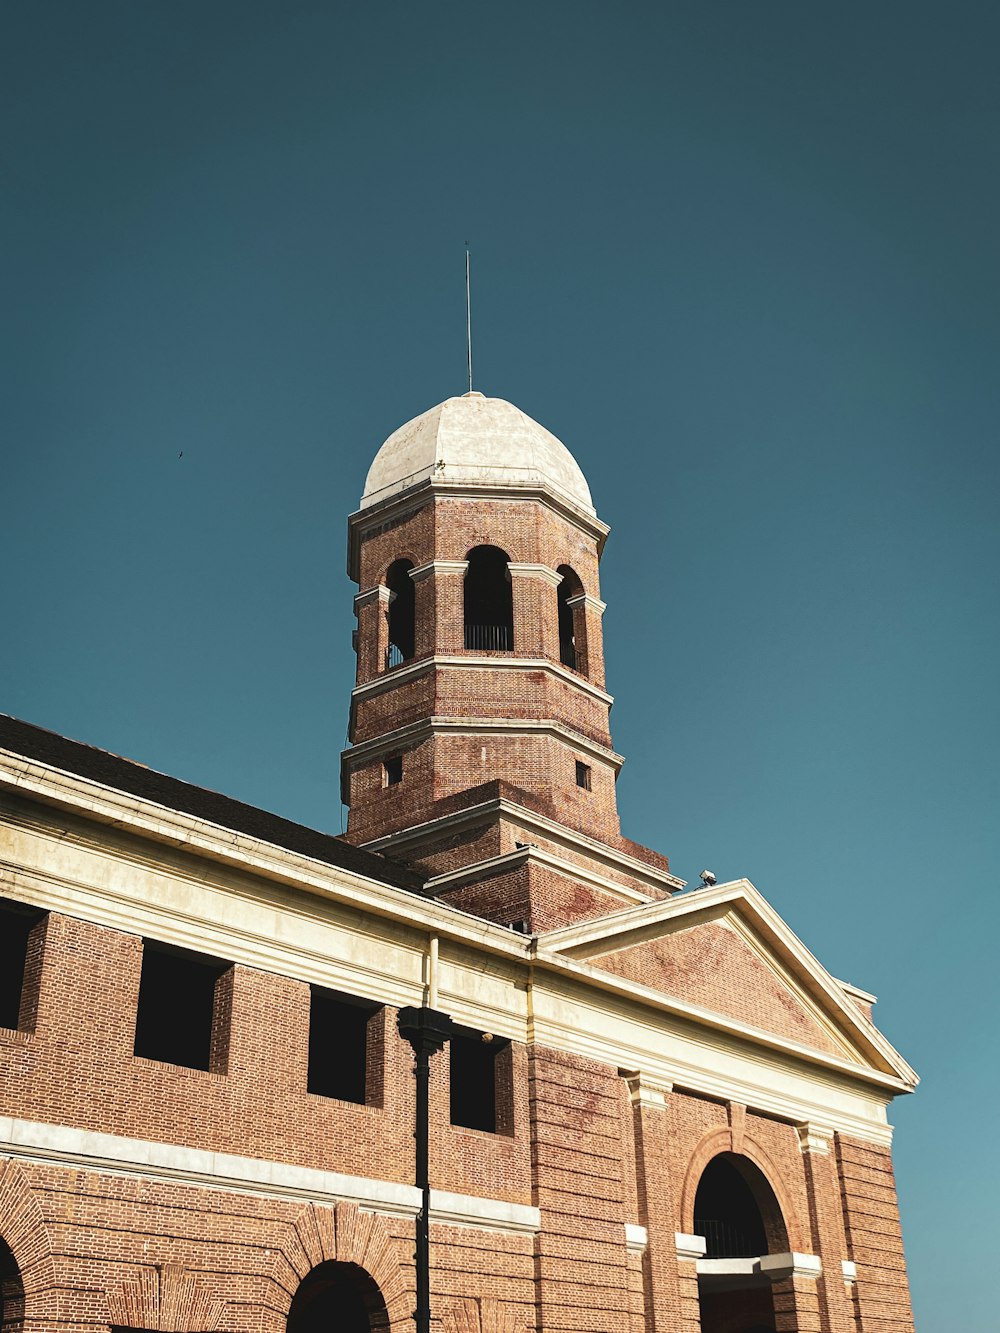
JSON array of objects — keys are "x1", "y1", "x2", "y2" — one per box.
[
  {"x1": 575, "y1": 760, "x2": 592, "y2": 790},
  {"x1": 308, "y1": 986, "x2": 381, "y2": 1104},
  {"x1": 383, "y1": 755, "x2": 403, "y2": 786},
  {"x1": 0, "y1": 897, "x2": 46, "y2": 1031},
  {"x1": 134, "y1": 941, "x2": 229, "y2": 1071},
  {"x1": 449, "y1": 1027, "x2": 511, "y2": 1133}
]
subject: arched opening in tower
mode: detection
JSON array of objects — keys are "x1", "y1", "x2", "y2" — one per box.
[
  {"x1": 286, "y1": 1260, "x2": 389, "y2": 1333},
  {"x1": 464, "y1": 546, "x2": 514, "y2": 652},
  {"x1": 386, "y1": 559, "x2": 415, "y2": 667},
  {"x1": 693, "y1": 1153, "x2": 787, "y2": 1333},
  {"x1": 556, "y1": 565, "x2": 584, "y2": 672},
  {"x1": 0, "y1": 1237, "x2": 25, "y2": 1332}
]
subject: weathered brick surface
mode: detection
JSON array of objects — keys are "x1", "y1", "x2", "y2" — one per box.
[
  {"x1": 591, "y1": 922, "x2": 845, "y2": 1056},
  {"x1": 835, "y1": 1138, "x2": 915, "y2": 1333}
]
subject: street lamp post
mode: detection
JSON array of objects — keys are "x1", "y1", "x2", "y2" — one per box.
[{"x1": 397, "y1": 1005, "x2": 454, "y2": 1333}]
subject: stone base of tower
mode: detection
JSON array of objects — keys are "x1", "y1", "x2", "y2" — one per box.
[{"x1": 345, "y1": 779, "x2": 683, "y2": 932}]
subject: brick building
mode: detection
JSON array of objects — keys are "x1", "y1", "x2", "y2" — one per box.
[{"x1": 0, "y1": 391, "x2": 917, "y2": 1333}]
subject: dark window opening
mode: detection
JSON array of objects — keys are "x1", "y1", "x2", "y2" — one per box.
[
  {"x1": 308, "y1": 986, "x2": 380, "y2": 1104},
  {"x1": 694, "y1": 1155, "x2": 771, "y2": 1258},
  {"x1": 383, "y1": 755, "x2": 403, "y2": 786},
  {"x1": 575, "y1": 760, "x2": 592, "y2": 790},
  {"x1": 556, "y1": 566, "x2": 584, "y2": 671},
  {"x1": 464, "y1": 546, "x2": 514, "y2": 652},
  {"x1": 0, "y1": 898, "x2": 45, "y2": 1031},
  {"x1": 133, "y1": 941, "x2": 228, "y2": 1071},
  {"x1": 1, "y1": 1236, "x2": 25, "y2": 1332},
  {"x1": 449, "y1": 1028, "x2": 510, "y2": 1132},
  {"x1": 386, "y1": 559, "x2": 415, "y2": 668},
  {"x1": 286, "y1": 1260, "x2": 388, "y2": 1333}
]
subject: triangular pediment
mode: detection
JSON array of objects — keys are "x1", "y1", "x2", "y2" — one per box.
[{"x1": 535, "y1": 880, "x2": 916, "y2": 1084}]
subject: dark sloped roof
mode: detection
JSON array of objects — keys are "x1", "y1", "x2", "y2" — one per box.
[{"x1": 0, "y1": 714, "x2": 425, "y2": 895}]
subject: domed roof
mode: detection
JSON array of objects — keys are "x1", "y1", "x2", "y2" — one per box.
[{"x1": 361, "y1": 392, "x2": 595, "y2": 515}]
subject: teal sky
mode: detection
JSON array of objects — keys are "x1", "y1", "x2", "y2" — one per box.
[{"x1": 2, "y1": 4, "x2": 997, "y2": 1327}]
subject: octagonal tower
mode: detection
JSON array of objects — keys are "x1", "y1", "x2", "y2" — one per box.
[{"x1": 341, "y1": 391, "x2": 682, "y2": 930}]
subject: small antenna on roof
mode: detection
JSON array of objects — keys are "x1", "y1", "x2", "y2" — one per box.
[{"x1": 465, "y1": 243, "x2": 474, "y2": 394}]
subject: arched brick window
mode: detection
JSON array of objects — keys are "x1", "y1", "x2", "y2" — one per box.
[
  {"x1": 464, "y1": 546, "x2": 513, "y2": 652},
  {"x1": 0, "y1": 1238, "x2": 25, "y2": 1332},
  {"x1": 556, "y1": 565, "x2": 585, "y2": 673},
  {"x1": 287, "y1": 1260, "x2": 390, "y2": 1333},
  {"x1": 385, "y1": 559, "x2": 415, "y2": 668}
]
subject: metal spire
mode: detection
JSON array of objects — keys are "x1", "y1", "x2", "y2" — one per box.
[{"x1": 465, "y1": 244, "x2": 473, "y2": 394}]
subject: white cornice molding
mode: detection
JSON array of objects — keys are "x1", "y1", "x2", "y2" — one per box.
[
  {"x1": 361, "y1": 796, "x2": 684, "y2": 894},
  {"x1": 0, "y1": 1115, "x2": 540, "y2": 1234},
  {"x1": 354, "y1": 584, "x2": 391, "y2": 609},
  {"x1": 0, "y1": 751, "x2": 531, "y2": 964},
  {"x1": 796, "y1": 1122, "x2": 833, "y2": 1155},
  {"x1": 535, "y1": 880, "x2": 917, "y2": 1087},
  {"x1": 351, "y1": 655, "x2": 614, "y2": 707},
  {"x1": 564, "y1": 592, "x2": 607, "y2": 615},
  {"x1": 342, "y1": 716, "x2": 625, "y2": 773},
  {"x1": 347, "y1": 481, "x2": 611, "y2": 552},
  {"x1": 625, "y1": 1224, "x2": 649, "y2": 1255},
  {"x1": 0, "y1": 754, "x2": 911, "y2": 1129},
  {"x1": 676, "y1": 1232, "x2": 707, "y2": 1260},
  {"x1": 408, "y1": 559, "x2": 469, "y2": 582},
  {"x1": 424, "y1": 846, "x2": 654, "y2": 908},
  {"x1": 506, "y1": 562, "x2": 563, "y2": 588},
  {"x1": 758, "y1": 1252, "x2": 823, "y2": 1281},
  {"x1": 622, "y1": 1071, "x2": 673, "y2": 1109}
]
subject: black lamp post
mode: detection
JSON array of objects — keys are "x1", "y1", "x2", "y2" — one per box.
[{"x1": 397, "y1": 1004, "x2": 454, "y2": 1333}]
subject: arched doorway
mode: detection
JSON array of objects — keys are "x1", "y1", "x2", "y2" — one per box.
[
  {"x1": 286, "y1": 1261, "x2": 389, "y2": 1333},
  {"x1": 0, "y1": 1238, "x2": 25, "y2": 1332},
  {"x1": 693, "y1": 1153, "x2": 787, "y2": 1333}
]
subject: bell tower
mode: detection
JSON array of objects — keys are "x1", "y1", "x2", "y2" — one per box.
[{"x1": 342, "y1": 392, "x2": 683, "y2": 931}]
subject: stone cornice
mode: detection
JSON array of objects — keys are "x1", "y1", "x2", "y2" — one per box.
[
  {"x1": 346, "y1": 481, "x2": 611, "y2": 579},
  {"x1": 0, "y1": 752, "x2": 913, "y2": 1131},
  {"x1": 565, "y1": 592, "x2": 607, "y2": 615},
  {"x1": 0, "y1": 1115, "x2": 541, "y2": 1234},
  {"x1": 341, "y1": 716, "x2": 625, "y2": 773},
  {"x1": 351, "y1": 655, "x2": 614, "y2": 708},
  {"x1": 360, "y1": 796, "x2": 684, "y2": 895},
  {"x1": 424, "y1": 846, "x2": 654, "y2": 908},
  {"x1": 408, "y1": 559, "x2": 469, "y2": 582},
  {"x1": 354, "y1": 584, "x2": 391, "y2": 609},
  {"x1": 506, "y1": 562, "x2": 563, "y2": 588},
  {"x1": 536, "y1": 880, "x2": 917, "y2": 1085}
]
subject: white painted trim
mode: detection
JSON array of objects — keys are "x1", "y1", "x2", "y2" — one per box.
[
  {"x1": 758, "y1": 1252, "x2": 823, "y2": 1281},
  {"x1": 506, "y1": 562, "x2": 563, "y2": 588},
  {"x1": 676, "y1": 1232, "x2": 707, "y2": 1260},
  {"x1": 697, "y1": 1257, "x2": 759, "y2": 1277},
  {"x1": 622, "y1": 1071, "x2": 673, "y2": 1108},
  {"x1": 354, "y1": 584, "x2": 392, "y2": 609},
  {"x1": 536, "y1": 879, "x2": 917, "y2": 1086},
  {"x1": 350, "y1": 655, "x2": 614, "y2": 708},
  {"x1": 362, "y1": 796, "x2": 684, "y2": 895},
  {"x1": 408, "y1": 560, "x2": 468, "y2": 582},
  {"x1": 0, "y1": 1116, "x2": 540, "y2": 1234},
  {"x1": 625, "y1": 1224, "x2": 648, "y2": 1255},
  {"x1": 797, "y1": 1122, "x2": 833, "y2": 1154},
  {"x1": 842, "y1": 1259, "x2": 858, "y2": 1283},
  {"x1": 564, "y1": 593, "x2": 607, "y2": 615},
  {"x1": 431, "y1": 1189, "x2": 540, "y2": 1234},
  {"x1": 342, "y1": 716, "x2": 625, "y2": 773},
  {"x1": 425, "y1": 847, "x2": 654, "y2": 908}
]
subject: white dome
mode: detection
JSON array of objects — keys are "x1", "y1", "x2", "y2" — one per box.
[{"x1": 361, "y1": 393, "x2": 595, "y2": 515}]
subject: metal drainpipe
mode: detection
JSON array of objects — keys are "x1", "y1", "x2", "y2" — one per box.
[{"x1": 397, "y1": 1002, "x2": 453, "y2": 1333}]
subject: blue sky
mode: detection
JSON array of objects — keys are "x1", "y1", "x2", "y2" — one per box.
[{"x1": 2, "y1": 4, "x2": 998, "y2": 1326}]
